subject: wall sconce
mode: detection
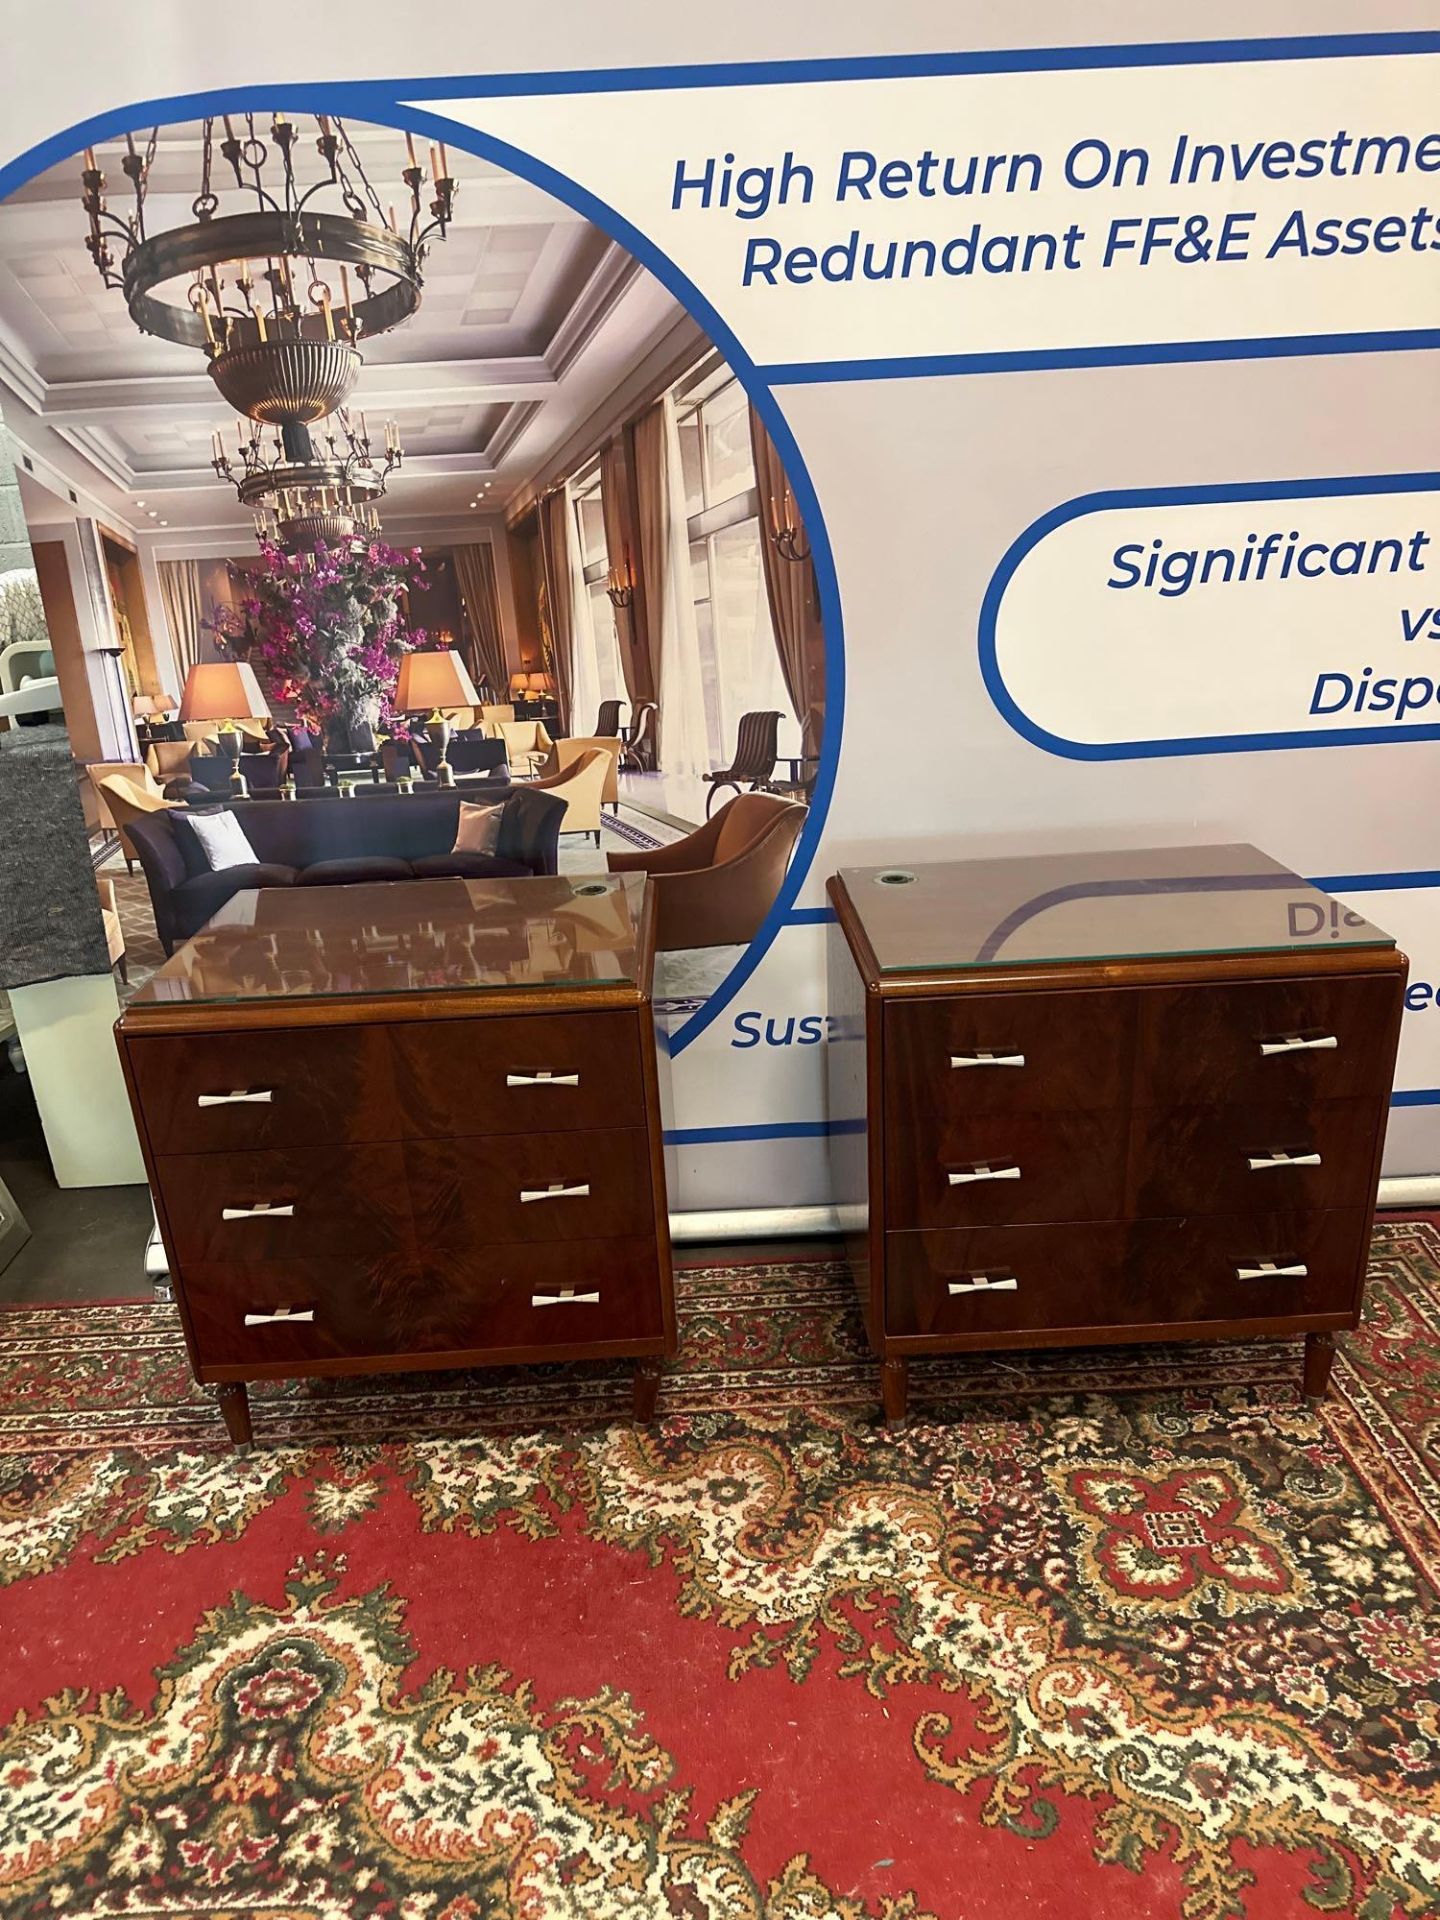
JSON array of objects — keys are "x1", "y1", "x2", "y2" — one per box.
[
  {"x1": 767, "y1": 484, "x2": 811, "y2": 564},
  {"x1": 605, "y1": 544, "x2": 635, "y2": 608}
]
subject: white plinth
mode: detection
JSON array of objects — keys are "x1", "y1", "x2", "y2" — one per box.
[{"x1": 8, "y1": 973, "x2": 145, "y2": 1187}]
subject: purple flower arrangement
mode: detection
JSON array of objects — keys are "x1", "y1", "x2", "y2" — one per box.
[{"x1": 208, "y1": 539, "x2": 430, "y2": 733}]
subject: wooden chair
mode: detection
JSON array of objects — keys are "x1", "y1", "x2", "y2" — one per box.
[
  {"x1": 595, "y1": 697, "x2": 626, "y2": 739},
  {"x1": 607, "y1": 793, "x2": 806, "y2": 951},
  {"x1": 526, "y1": 747, "x2": 610, "y2": 844},
  {"x1": 622, "y1": 702, "x2": 658, "y2": 772},
  {"x1": 702, "y1": 710, "x2": 784, "y2": 817}
]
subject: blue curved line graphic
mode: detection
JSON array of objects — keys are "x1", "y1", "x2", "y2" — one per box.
[
  {"x1": 0, "y1": 84, "x2": 845, "y2": 1060},
  {"x1": 979, "y1": 470, "x2": 1440, "y2": 762}
]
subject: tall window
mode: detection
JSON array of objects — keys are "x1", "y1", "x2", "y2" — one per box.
[
  {"x1": 570, "y1": 468, "x2": 626, "y2": 730},
  {"x1": 674, "y1": 364, "x2": 792, "y2": 768}
]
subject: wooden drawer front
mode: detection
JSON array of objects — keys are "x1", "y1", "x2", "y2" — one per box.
[
  {"x1": 156, "y1": 1144, "x2": 412, "y2": 1265},
  {"x1": 181, "y1": 1239, "x2": 662, "y2": 1367},
  {"x1": 126, "y1": 1028, "x2": 397, "y2": 1156},
  {"x1": 886, "y1": 1109, "x2": 1125, "y2": 1229},
  {"x1": 1128, "y1": 1099, "x2": 1383, "y2": 1219},
  {"x1": 389, "y1": 1010, "x2": 644, "y2": 1137},
  {"x1": 406, "y1": 1128, "x2": 652, "y2": 1248},
  {"x1": 1136, "y1": 974, "x2": 1400, "y2": 1107},
  {"x1": 883, "y1": 990, "x2": 1133, "y2": 1124},
  {"x1": 885, "y1": 1209, "x2": 1367, "y2": 1341}
]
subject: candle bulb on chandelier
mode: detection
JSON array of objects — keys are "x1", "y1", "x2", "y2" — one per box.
[
  {"x1": 438, "y1": 143, "x2": 449, "y2": 179},
  {"x1": 83, "y1": 147, "x2": 97, "y2": 172},
  {"x1": 339, "y1": 264, "x2": 354, "y2": 340},
  {"x1": 429, "y1": 144, "x2": 442, "y2": 184},
  {"x1": 319, "y1": 285, "x2": 334, "y2": 341},
  {"x1": 404, "y1": 132, "x2": 417, "y2": 170}
]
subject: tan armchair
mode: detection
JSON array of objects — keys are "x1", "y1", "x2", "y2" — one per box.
[
  {"x1": 97, "y1": 875, "x2": 127, "y2": 983},
  {"x1": 95, "y1": 770, "x2": 181, "y2": 873},
  {"x1": 147, "y1": 738, "x2": 198, "y2": 783},
  {"x1": 500, "y1": 719, "x2": 554, "y2": 774},
  {"x1": 526, "y1": 746, "x2": 610, "y2": 844},
  {"x1": 537, "y1": 735, "x2": 621, "y2": 812},
  {"x1": 479, "y1": 703, "x2": 516, "y2": 736},
  {"x1": 607, "y1": 793, "x2": 806, "y2": 951},
  {"x1": 87, "y1": 762, "x2": 169, "y2": 872}
]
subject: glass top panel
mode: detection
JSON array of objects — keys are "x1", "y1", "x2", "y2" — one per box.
[
  {"x1": 127, "y1": 874, "x2": 648, "y2": 1007},
  {"x1": 838, "y1": 844, "x2": 1394, "y2": 974}
]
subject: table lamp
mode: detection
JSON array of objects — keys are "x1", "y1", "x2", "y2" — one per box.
[
  {"x1": 179, "y1": 661, "x2": 272, "y2": 797},
  {"x1": 394, "y1": 649, "x2": 480, "y2": 787}
]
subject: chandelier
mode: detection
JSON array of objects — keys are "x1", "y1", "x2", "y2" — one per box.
[
  {"x1": 81, "y1": 115, "x2": 457, "y2": 421},
  {"x1": 212, "y1": 410, "x2": 402, "y2": 550}
]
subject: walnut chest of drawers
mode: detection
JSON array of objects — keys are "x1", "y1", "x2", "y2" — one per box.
[
  {"x1": 826, "y1": 845, "x2": 1406, "y2": 1421},
  {"x1": 116, "y1": 873, "x2": 673, "y2": 1445}
]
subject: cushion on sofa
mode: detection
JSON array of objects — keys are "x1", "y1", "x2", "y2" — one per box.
[
  {"x1": 186, "y1": 809, "x2": 258, "y2": 872},
  {"x1": 409, "y1": 853, "x2": 533, "y2": 881},
  {"x1": 170, "y1": 807, "x2": 228, "y2": 877},
  {"x1": 452, "y1": 799, "x2": 505, "y2": 855},
  {"x1": 298, "y1": 856, "x2": 415, "y2": 886}
]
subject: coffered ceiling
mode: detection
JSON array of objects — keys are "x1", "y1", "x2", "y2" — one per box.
[{"x1": 0, "y1": 117, "x2": 699, "y2": 543}]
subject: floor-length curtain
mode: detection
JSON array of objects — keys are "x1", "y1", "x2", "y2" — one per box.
[
  {"x1": 156, "y1": 558, "x2": 204, "y2": 683},
  {"x1": 536, "y1": 488, "x2": 576, "y2": 734},
  {"x1": 451, "y1": 543, "x2": 508, "y2": 699},
  {"x1": 658, "y1": 398, "x2": 712, "y2": 781},
  {"x1": 633, "y1": 399, "x2": 710, "y2": 778},
  {"x1": 599, "y1": 440, "x2": 642, "y2": 713},
  {"x1": 748, "y1": 406, "x2": 825, "y2": 760},
  {"x1": 568, "y1": 492, "x2": 603, "y2": 737},
  {"x1": 632, "y1": 404, "x2": 668, "y2": 761}
]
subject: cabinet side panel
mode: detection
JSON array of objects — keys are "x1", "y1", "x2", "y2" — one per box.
[{"x1": 827, "y1": 918, "x2": 876, "y2": 1346}]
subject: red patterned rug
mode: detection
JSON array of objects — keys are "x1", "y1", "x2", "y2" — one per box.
[{"x1": 3, "y1": 1222, "x2": 1440, "y2": 1918}]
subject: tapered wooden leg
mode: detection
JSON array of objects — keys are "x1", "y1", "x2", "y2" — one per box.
[
  {"x1": 1304, "y1": 1332, "x2": 1337, "y2": 1404},
  {"x1": 215, "y1": 1381, "x2": 253, "y2": 1449},
  {"x1": 880, "y1": 1356, "x2": 909, "y2": 1425},
  {"x1": 632, "y1": 1360, "x2": 662, "y2": 1423}
]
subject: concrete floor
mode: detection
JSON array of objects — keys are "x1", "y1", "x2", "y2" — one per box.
[{"x1": 0, "y1": 1059, "x2": 153, "y2": 1304}]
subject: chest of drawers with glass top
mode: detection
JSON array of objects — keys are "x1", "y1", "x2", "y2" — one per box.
[
  {"x1": 116, "y1": 874, "x2": 673, "y2": 1445},
  {"x1": 826, "y1": 844, "x2": 1406, "y2": 1420}
]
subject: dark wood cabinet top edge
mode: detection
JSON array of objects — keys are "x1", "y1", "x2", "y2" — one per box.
[
  {"x1": 116, "y1": 981, "x2": 652, "y2": 1037},
  {"x1": 831, "y1": 936, "x2": 1409, "y2": 998}
]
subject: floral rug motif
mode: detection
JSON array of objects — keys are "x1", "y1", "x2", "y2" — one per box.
[{"x1": 3, "y1": 1222, "x2": 1440, "y2": 1917}]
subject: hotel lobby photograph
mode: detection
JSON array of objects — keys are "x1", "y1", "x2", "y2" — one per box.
[
  {"x1": 0, "y1": 112, "x2": 823, "y2": 1040},
  {"x1": 1, "y1": 44, "x2": 1438, "y2": 1920}
]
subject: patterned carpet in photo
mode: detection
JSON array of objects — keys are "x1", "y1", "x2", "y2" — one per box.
[{"x1": 3, "y1": 1223, "x2": 1440, "y2": 1916}]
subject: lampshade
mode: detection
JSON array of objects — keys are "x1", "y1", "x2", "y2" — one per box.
[
  {"x1": 179, "y1": 660, "x2": 271, "y2": 724},
  {"x1": 527, "y1": 671, "x2": 554, "y2": 694},
  {"x1": 394, "y1": 649, "x2": 480, "y2": 713},
  {"x1": 509, "y1": 671, "x2": 528, "y2": 694}
]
